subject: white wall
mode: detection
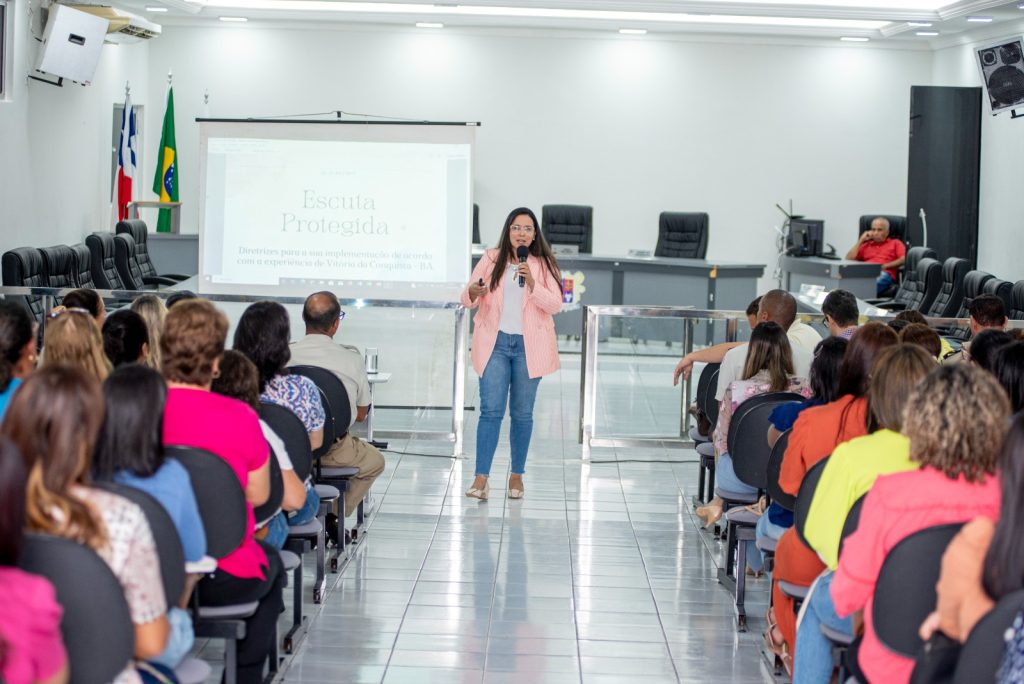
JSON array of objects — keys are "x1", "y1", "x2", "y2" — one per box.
[
  {"x1": 144, "y1": 25, "x2": 930, "y2": 291},
  {"x1": 932, "y1": 34, "x2": 1024, "y2": 283},
  {"x1": 0, "y1": 0, "x2": 151, "y2": 249}
]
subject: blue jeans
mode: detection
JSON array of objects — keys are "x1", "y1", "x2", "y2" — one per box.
[
  {"x1": 287, "y1": 482, "x2": 320, "y2": 527},
  {"x1": 876, "y1": 271, "x2": 895, "y2": 296},
  {"x1": 716, "y1": 453, "x2": 759, "y2": 497},
  {"x1": 263, "y1": 513, "x2": 289, "y2": 550},
  {"x1": 151, "y1": 607, "x2": 194, "y2": 669},
  {"x1": 793, "y1": 571, "x2": 852, "y2": 683},
  {"x1": 752, "y1": 509, "x2": 789, "y2": 574},
  {"x1": 475, "y1": 331, "x2": 541, "y2": 477}
]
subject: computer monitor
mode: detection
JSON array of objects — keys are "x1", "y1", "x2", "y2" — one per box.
[{"x1": 789, "y1": 219, "x2": 825, "y2": 257}]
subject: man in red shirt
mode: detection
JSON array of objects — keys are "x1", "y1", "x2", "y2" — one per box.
[{"x1": 845, "y1": 216, "x2": 906, "y2": 296}]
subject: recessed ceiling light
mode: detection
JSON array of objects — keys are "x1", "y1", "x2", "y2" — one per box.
[
  {"x1": 415, "y1": 21, "x2": 443, "y2": 27},
  {"x1": 916, "y1": 30, "x2": 939, "y2": 36},
  {"x1": 967, "y1": 16, "x2": 993, "y2": 22},
  {"x1": 145, "y1": 5, "x2": 169, "y2": 10},
  {"x1": 219, "y1": 15, "x2": 247, "y2": 21},
  {"x1": 840, "y1": 36, "x2": 869, "y2": 42},
  {"x1": 619, "y1": 28, "x2": 647, "y2": 35},
  {"x1": 907, "y1": 21, "x2": 932, "y2": 27}
]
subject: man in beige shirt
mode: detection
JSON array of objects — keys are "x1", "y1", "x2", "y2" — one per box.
[{"x1": 290, "y1": 291, "x2": 384, "y2": 518}]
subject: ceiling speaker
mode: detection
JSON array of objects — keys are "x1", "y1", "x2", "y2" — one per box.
[
  {"x1": 34, "y1": 5, "x2": 108, "y2": 85},
  {"x1": 976, "y1": 37, "x2": 1024, "y2": 116}
]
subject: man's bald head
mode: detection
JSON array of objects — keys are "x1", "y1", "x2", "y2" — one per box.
[
  {"x1": 302, "y1": 291, "x2": 341, "y2": 335},
  {"x1": 758, "y1": 289, "x2": 797, "y2": 331},
  {"x1": 868, "y1": 217, "x2": 890, "y2": 242}
]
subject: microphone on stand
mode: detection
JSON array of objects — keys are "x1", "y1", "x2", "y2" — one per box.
[{"x1": 516, "y1": 245, "x2": 529, "y2": 288}]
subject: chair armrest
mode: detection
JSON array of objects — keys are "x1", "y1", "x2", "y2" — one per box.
[
  {"x1": 186, "y1": 556, "x2": 218, "y2": 574},
  {"x1": 142, "y1": 275, "x2": 180, "y2": 287},
  {"x1": 161, "y1": 273, "x2": 193, "y2": 281},
  {"x1": 874, "y1": 301, "x2": 908, "y2": 311}
]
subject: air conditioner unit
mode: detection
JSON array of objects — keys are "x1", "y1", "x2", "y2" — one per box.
[{"x1": 66, "y1": 5, "x2": 162, "y2": 43}]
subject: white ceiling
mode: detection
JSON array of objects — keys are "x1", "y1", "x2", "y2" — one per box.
[{"x1": 99, "y1": 0, "x2": 1024, "y2": 45}]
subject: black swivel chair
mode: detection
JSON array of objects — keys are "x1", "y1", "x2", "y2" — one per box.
[
  {"x1": 86, "y1": 232, "x2": 128, "y2": 290},
  {"x1": 691, "y1": 363, "x2": 720, "y2": 506},
  {"x1": 779, "y1": 456, "x2": 832, "y2": 606},
  {"x1": 948, "y1": 270, "x2": 995, "y2": 340},
  {"x1": 984, "y1": 277, "x2": 1014, "y2": 311},
  {"x1": 1011, "y1": 281, "x2": 1024, "y2": 321},
  {"x1": 1, "y1": 247, "x2": 47, "y2": 323},
  {"x1": 20, "y1": 533, "x2": 135, "y2": 684},
  {"x1": 70, "y1": 243, "x2": 96, "y2": 288},
  {"x1": 39, "y1": 245, "x2": 79, "y2": 302},
  {"x1": 542, "y1": 204, "x2": 593, "y2": 253},
  {"x1": 116, "y1": 219, "x2": 191, "y2": 282},
  {"x1": 925, "y1": 257, "x2": 971, "y2": 319},
  {"x1": 949, "y1": 589, "x2": 1024, "y2": 683},
  {"x1": 114, "y1": 233, "x2": 176, "y2": 290},
  {"x1": 874, "y1": 246, "x2": 937, "y2": 310},
  {"x1": 655, "y1": 212, "x2": 709, "y2": 259}
]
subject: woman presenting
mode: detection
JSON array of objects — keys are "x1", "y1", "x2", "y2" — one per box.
[{"x1": 462, "y1": 207, "x2": 563, "y2": 500}]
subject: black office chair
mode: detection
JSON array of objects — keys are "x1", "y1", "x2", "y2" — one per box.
[
  {"x1": 874, "y1": 246, "x2": 937, "y2": 310},
  {"x1": 778, "y1": 455, "x2": 832, "y2": 606},
  {"x1": 86, "y1": 232, "x2": 128, "y2": 290},
  {"x1": 818, "y1": 494, "x2": 868, "y2": 682},
  {"x1": 39, "y1": 245, "x2": 79, "y2": 302},
  {"x1": 1011, "y1": 281, "x2": 1024, "y2": 321},
  {"x1": 925, "y1": 257, "x2": 971, "y2": 319},
  {"x1": 691, "y1": 363, "x2": 720, "y2": 507},
  {"x1": 114, "y1": 233, "x2": 176, "y2": 290},
  {"x1": 655, "y1": 212, "x2": 709, "y2": 259},
  {"x1": 542, "y1": 204, "x2": 593, "y2": 253},
  {"x1": 70, "y1": 243, "x2": 96, "y2": 288},
  {"x1": 116, "y1": 219, "x2": 191, "y2": 282},
  {"x1": 857, "y1": 214, "x2": 908, "y2": 241},
  {"x1": 949, "y1": 588, "x2": 1024, "y2": 683},
  {"x1": 765, "y1": 428, "x2": 795, "y2": 514},
  {"x1": 19, "y1": 533, "x2": 135, "y2": 684},
  {"x1": 472, "y1": 203, "x2": 481, "y2": 244},
  {"x1": 1, "y1": 246, "x2": 46, "y2": 323},
  {"x1": 948, "y1": 270, "x2": 995, "y2": 340}
]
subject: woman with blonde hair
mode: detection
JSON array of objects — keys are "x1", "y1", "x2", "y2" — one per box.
[
  {"x1": 130, "y1": 294, "x2": 167, "y2": 369},
  {"x1": 41, "y1": 309, "x2": 110, "y2": 382}
]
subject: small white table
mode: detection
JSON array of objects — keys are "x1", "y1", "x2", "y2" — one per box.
[{"x1": 366, "y1": 372, "x2": 391, "y2": 448}]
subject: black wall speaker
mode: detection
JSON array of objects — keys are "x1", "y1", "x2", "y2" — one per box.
[{"x1": 976, "y1": 38, "x2": 1024, "y2": 115}]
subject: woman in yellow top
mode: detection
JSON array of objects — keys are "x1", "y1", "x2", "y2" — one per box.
[{"x1": 791, "y1": 344, "x2": 935, "y2": 684}]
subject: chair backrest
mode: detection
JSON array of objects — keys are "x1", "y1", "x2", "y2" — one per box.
[
  {"x1": 258, "y1": 402, "x2": 314, "y2": 482},
  {"x1": 70, "y1": 243, "x2": 95, "y2": 288},
  {"x1": 254, "y1": 447, "x2": 284, "y2": 527},
  {"x1": 542, "y1": 204, "x2": 593, "y2": 253},
  {"x1": 794, "y1": 456, "x2": 830, "y2": 548},
  {"x1": 694, "y1": 362, "x2": 720, "y2": 421},
  {"x1": 115, "y1": 219, "x2": 157, "y2": 278},
  {"x1": 39, "y1": 244, "x2": 78, "y2": 295},
  {"x1": 951, "y1": 589, "x2": 1024, "y2": 684},
  {"x1": 289, "y1": 364, "x2": 353, "y2": 441},
  {"x1": 909, "y1": 257, "x2": 943, "y2": 313},
  {"x1": 983, "y1": 277, "x2": 1014, "y2": 311},
  {"x1": 113, "y1": 233, "x2": 146, "y2": 290},
  {"x1": 19, "y1": 533, "x2": 135, "y2": 684},
  {"x1": 655, "y1": 212, "x2": 709, "y2": 259},
  {"x1": 837, "y1": 494, "x2": 866, "y2": 561},
  {"x1": 858, "y1": 214, "x2": 908, "y2": 241},
  {"x1": 874, "y1": 522, "x2": 965, "y2": 658},
  {"x1": 166, "y1": 445, "x2": 247, "y2": 559},
  {"x1": 702, "y1": 366, "x2": 723, "y2": 426},
  {"x1": 949, "y1": 270, "x2": 995, "y2": 340},
  {"x1": 93, "y1": 481, "x2": 185, "y2": 608},
  {"x1": 926, "y1": 257, "x2": 970, "y2": 318},
  {"x1": 890, "y1": 246, "x2": 937, "y2": 309},
  {"x1": 1, "y1": 246, "x2": 46, "y2": 322},
  {"x1": 86, "y1": 232, "x2": 125, "y2": 290},
  {"x1": 727, "y1": 392, "x2": 808, "y2": 490},
  {"x1": 472, "y1": 203, "x2": 480, "y2": 244},
  {"x1": 765, "y1": 428, "x2": 794, "y2": 510},
  {"x1": 1011, "y1": 281, "x2": 1024, "y2": 321}
]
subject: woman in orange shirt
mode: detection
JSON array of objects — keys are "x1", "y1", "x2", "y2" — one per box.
[{"x1": 765, "y1": 322, "x2": 898, "y2": 672}]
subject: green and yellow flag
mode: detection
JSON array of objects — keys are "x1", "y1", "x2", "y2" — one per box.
[{"x1": 152, "y1": 86, "x2": 178, "y2": 233}]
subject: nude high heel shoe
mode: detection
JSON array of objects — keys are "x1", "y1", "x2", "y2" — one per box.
[{"x1": 465, "y1": 480, "x2": 489, "y2": 501}]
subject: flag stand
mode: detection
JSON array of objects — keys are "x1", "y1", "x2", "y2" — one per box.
[{"x1": 127, "y1": 201, "x2": 182, "y2": 234}]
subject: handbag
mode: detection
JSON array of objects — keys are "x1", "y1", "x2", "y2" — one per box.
[
  {"x1": 688, "y1": 403, "x2": 712, "y2": 437},
  {"x1": 909, "y1": 631, "x2": 961, "y2": 684}
]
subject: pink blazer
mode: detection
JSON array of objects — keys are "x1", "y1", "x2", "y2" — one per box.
[{"x1": 461, "y1": 248, "x2": 562, "y2": 379}]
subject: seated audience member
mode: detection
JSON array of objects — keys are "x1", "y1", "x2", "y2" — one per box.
[
  {"x1": 832, "y1": 364, "x2": 1009, "y2": 684},
  {"x1": 93, "y1": 364, "x2": 204, "y2": 669},
  {"x1": 41, "y1": 309, "x2": 110, "y2": 383},
  {"x1": 898, "y1": 323, "x2": 942, "y2": 360},
  {"x1": 765, "y1": 322, "x2": 898, "y2": 673},
  {"x1": 993, "y1": 341, "x2": 1024, "y2": 413},
  {"x1": 160, "y1": 299, "x2": 283, "y2": 684},
  {"x1": 845, "y1": 217, "x2": 906, "y2": 296},
  {"x1": 745, "y1": 296, "x2": 763, "y2": 331},
  {"x1": 697, "y1": 322, "x2": 811, "y2": 533},
  {"x1": 889, "y1": 309, "x2": 955, "y2": 359},
  {"x1": 919, "y1": 412, "x2": 1024, "y2": 652},
  {"x1": 794, "y1": 344, "x2": 935, "y2": 683},
  {"x1": 822, "y1": 289, "x2": 859, "y2": 339},
  {"x1": 943, "y1": 294, "x2": 1009, "y2": 364},
  {"x1": 674, "y1": 290, "x2": 817, "y2": 392},
  {"x1": 130, "y1": 294, "x2": 167, "y2": 370},
  {"x1": 212, "y1": 350, "x2": 312, "y2": 550},
  {"x1": 0, "y1": 438, "x2": 69, "y2": 684},
  {"x1": 2, "y1": 366, "x2": 172, "y2": 682},
  {"x1": 289, "y1": 291, "x2": 386, "y2": 520},
  {"x1": 60, "y1": 289, "x2": 106, "y2": 327},
  {"x1": 0, "y1": 301, "x2": 36, "y2": 420},
  {"x1": 102, "y1": 309, "x2": 149, "y2": 367},
  {"x1": 967, "y1": 329, "x2": 1015, "y2": 372},
  {"x1": 164, "y1": 290, "x2": 197, "y2": 309}
]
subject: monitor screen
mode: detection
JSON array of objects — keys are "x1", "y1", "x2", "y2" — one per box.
[{"x1": 789, "y1": 219, "x2": 824, "y2": 257}]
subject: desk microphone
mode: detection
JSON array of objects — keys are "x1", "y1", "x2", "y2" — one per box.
[{"x1": 516, "y1": 245, "x2": 529, "y2": 287}]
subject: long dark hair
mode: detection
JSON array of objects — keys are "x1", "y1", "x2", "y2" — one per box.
[
  {"x1": 742, "y1": 322, "x2": 793, "y2": 391},
  {"x1": 0, "y1": 301, "x2": 33, "y2": 394},
  {"x1": 233, "y1": 301, "x2": 291, "y2": 392},
  {"x1": 984, "y1": 413, "x2": 1024, "y2": 598},
  {"x1": 809, "y1": 337, "x2": 847, "y2": 403},
  {"x1": 0, "y1": 437, "x2": 27, "y2": 566},
  {"x1": 102, "y1": 309, "x2": 150, "y2": 367},
  {"x1": 993, "y1": 341, "x2": 1024, "y2": 413},
  {"x1": 93, "y1": 364, "x2": 167, "y2": 481},
  {"x1": 487, "y1": 207, "x2": 563, "y2": 294},
  {"x1": 837, "y1": 322, "x2": 898, "y2": 398}
]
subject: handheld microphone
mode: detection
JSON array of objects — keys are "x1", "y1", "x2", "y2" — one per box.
[{"x1": 516, "y1": 245, "x2": 529, "y2": 288}]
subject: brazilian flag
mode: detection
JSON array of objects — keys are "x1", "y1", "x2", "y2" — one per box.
[{"x1": 152, "y1": 87, "x2": 178, "y2": 233}]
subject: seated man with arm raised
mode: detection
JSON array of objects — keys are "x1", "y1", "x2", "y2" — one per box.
[{"x1": 845, "y1": 217, "x2": 906, "y2": 297}]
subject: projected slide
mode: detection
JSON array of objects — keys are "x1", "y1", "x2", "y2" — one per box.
[{"x1": 198, "y1": 123, "x2": 473, "y2": 301}]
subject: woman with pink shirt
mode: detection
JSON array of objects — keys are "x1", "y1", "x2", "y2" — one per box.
[
  {"x1": 832, "y1": 364, "x2": 1009, "y2": 684},
  {"x1": 462, "y1": 207, "x2": 563, "y2": 501}
]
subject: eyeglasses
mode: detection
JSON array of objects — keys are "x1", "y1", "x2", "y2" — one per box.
[
  {"x1": 339, "y1": 311, "x2": 346, "y2": 322},
  {"x1": 510, "y1": 224, "x2": 535, "y2": 234},
  {"x1": 47, "y1": 307, "x2": 92, "y2": 319}
]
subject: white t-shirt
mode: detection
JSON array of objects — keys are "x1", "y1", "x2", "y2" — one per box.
[
  {"x1": 499, "y1": 264, "x2": 524, "y2": 335},
  {"x1": 715, "y1": 337, "x2": 813, "y2": 402},
  {"x1": 787, "y1": 320, "x2": 824, "y2": 355},
  {"x1": 259, "y1": 419, "x2": 294, "y2": 472}
]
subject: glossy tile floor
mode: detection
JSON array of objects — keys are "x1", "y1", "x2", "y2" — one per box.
[{"x1": 201, "y1": 352, "x2": 775, "y2": 683}]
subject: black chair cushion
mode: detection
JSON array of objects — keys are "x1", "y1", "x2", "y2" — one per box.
[
  {"x1": 795, "y1": 456, "x2": 830, "y2": 548},
  {"x1": 114, "y1": 233, "x2": 147, "y2": 290},
  {"x1": 167, "y1": 446, "x2": 248, "y2": 559},
  {"x1": 116, "y1": 219, "x2": 156, "y2": 278},
  {"x1": 542, "y1": 204, "x2": 593, "y2": 253},
  {"x1": 656, "y1": 212, "x2": 709, "y2": 259},
  {"x1": 983, "y1": 278, "x2": 1013, "y2": 311},
  {"x1": 766, "y1": 428, "x2": 795, "y2": 511},
  {"x1": 39, "y1": 245, "x2": 78, "y2": 292},
  {"x1": 1, "y1": 247, "x2": 46, "y2": 322},
  {"x1": 1012, "y1": 281, "x2": 1024, "y2": 321},
  {"x1": 889, "y1": 246, "x2": 937, "y2": 309},
  {"x1": 949, "y1": 270, "x2": 994, "y2": 340},
  {"x1": 86, "y1": 232, "x2": 124, "y2": 290},
  {"x1": 259, "y1": 402, "x2": 314, "y2": 482},
  {"x1": 289, "y1": 365, "x2": 353, "y2": 439},
  {"x1": 926, "y1": 257, "x2": 970, "y2": 318},
  {"x1": 254, "y1": 449, "x2": 284, "y2": 526},
  {"x1": 70, "y1": 243, "x2": 95, "y2": 288},
  {"x1": 727, "y1": 392, "x2": 807, "y2": 490}
]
